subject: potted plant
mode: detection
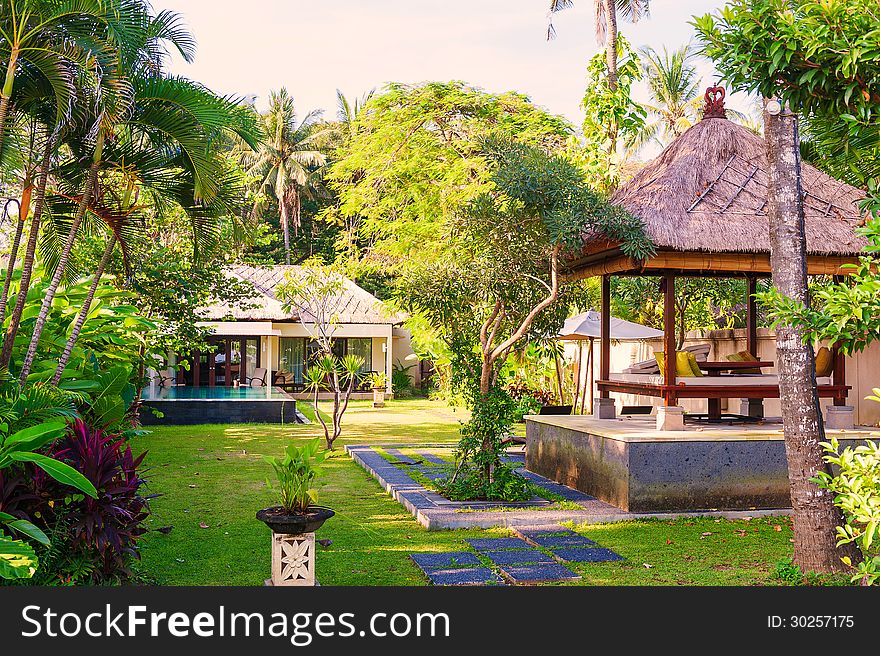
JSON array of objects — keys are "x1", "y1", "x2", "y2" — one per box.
[
  {"x1": 256, "y1": 439, "x2": 333, "y2": 586},
  {"x1": 369, "y1": 372, "x2": 387, "y2": 408}
]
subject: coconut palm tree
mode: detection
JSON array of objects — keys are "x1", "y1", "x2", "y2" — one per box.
[
  {"x1": 243, "y1": 88, "x2": 332, "y2": 265},
  {"x1": 335, "y1": 88, "x2": 374, "y2": 141},
  {"x1": 629, "y1": 44, "x2": 702, "y2": 152},
  {"x1": 17, "y1": 5, "x2": 259, "y2": 383},
  {"x1": 547, "y1": 0, "x2": 650, "y2": 90}
]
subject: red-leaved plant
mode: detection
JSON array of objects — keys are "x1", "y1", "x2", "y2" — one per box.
[{"x1": 34, "y1": 420, "x2": 151, "y2": 582}]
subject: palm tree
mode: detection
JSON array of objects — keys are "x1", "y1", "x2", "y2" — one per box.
[
  {"x1": 335, "y1": 88, "x2": 374, "y2": 141},
  {"x1": 630, "y1": 44, "x2": 702, "y2": 152},
  {"x1": 244, "y1": 88, "x2": 331, "y2": 264},
  {"x1": 0, "y1": 0, "x2": 127, "y2": 158},
  {"x1": 17, "y1": 5, "x2": 259, "y2": 383},
  {"x1": 548, "y1": 0, "x2": 650, "y2": 90}
]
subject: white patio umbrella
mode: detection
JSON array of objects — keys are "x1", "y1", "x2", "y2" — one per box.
[{"x1": 556, "y1": 311, "x2": 663, "y2": 414}]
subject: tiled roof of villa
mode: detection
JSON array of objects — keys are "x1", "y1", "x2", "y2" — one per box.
[{"x1": 199, "y1": 265, "x2": 407, "y2": 325}]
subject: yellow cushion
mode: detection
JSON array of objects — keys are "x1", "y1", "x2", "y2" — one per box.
[
  {"x1": 731, "y1": 350, "x2": 761, "y2": 374},
  {"x1": 815, "y1": 346, "x2": 834, "y2": 377},
  {"x1": 687, "y1": 352, "x2": 703, "y2": 377},
  {"x1": 655, "y1": 351, "x2": 699, "y2": 377}
]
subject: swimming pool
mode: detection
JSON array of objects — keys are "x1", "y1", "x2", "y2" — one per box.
[
  {"x1": 140, "y1": 386, "x2": 304, "y2": 425},
  {"x1": 142, "y1": 385, "x2": 293, "y2": 401}
]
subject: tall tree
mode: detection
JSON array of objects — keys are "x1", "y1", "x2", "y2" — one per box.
[
  {"x1": 547, "y1": 0, "x2": 651, "y2": 91},
  {"x1": 695, "y1": 0, "x2": 879, "y2": 573},
  {"x1": 763, "y1": 98, "x2": 847, "y2": 572},
  {"x1": 244, "y1": 88, "x2": 331, "y2": 264},
  {"x1": 334, "y1": 88, "x2": 374, "y2": 142}
]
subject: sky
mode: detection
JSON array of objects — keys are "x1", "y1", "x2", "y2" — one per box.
[{"x1": 151, "y1": 0, "x2": 754, "y2": 129}]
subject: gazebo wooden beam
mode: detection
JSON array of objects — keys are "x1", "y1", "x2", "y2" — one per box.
[{"x1": 563, "y1": 250, "x2": 858, "y2": 279}]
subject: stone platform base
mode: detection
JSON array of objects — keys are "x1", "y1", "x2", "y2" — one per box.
[{"x1": 525, "y1": 414, "x2": 876, "y2": 513}]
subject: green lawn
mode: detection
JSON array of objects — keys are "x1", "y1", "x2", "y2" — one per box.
[{"x1": 136, "y1": 398, "x2": 800, "y2": 586}]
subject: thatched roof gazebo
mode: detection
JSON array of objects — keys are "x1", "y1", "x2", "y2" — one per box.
[{"x1": 565, "y1": 87, "x2": 866, "y2": 429}]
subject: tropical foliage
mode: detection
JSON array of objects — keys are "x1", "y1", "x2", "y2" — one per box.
[{"x1": 396, "y1": 138, "x2": 652, "y2": 500}]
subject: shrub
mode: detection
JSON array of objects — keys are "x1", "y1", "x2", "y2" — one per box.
[
  {"x1": 813, "y1": 437, "x2": 880, "y2": 586},
  {"x1": 392, "y1": 363, "x2": 415, "y2": 398},
  {"x1": 35, "y1": 420, "x2": 150, "y2": 583},
  {"x1": 264, "y1": 439, "x2": 327, "y2": 513},
  {"x1": 437, "y1": 463, "x2": 532, "y2": 502}
]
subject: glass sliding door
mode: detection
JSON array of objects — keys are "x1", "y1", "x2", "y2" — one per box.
[
  {"x1": 347, "y1": 338, "x2": 372, "y2": 373},
  {"x1": 279, "y1": 338, "x2": 305, "y2": 384}
]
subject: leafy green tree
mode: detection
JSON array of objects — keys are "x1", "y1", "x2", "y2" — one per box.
[
  {"x1": 547, "y1": 0, "x2": 651, "y2": 91},
  {"x1": 575, "y1": 35, "x2": 645, "y2": 190},
  {"x1": 396, "y1": 138, "x2": 652, "y2": 498},
  {"x1": 243, "y1": 88, "x2": 332, "y2": 265},
  {"x1": 327, "y1": 81, "x2": 573, "y2": 278},
  {"x1": 276, "y1": 263, "x2": 365, "y2": 450},
  {"x1": 0, "y1": 0, "x2": 130, "y2": 157},
  {"x1": 695, "y1": 0, "x2": 878, "y2": 574}
]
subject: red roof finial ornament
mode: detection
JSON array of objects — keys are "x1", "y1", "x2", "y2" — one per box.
[{"x1": 702, "y1": 85, "x2": 727, "y2": 119}]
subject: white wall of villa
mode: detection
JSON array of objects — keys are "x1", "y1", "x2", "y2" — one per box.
[{"x1": 566, "y1": 328, "x2": 880, "y2": 427}]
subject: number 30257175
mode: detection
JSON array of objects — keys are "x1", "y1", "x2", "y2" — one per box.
[{"x1": 768, "y1": 616, "x2": 855, "y2": 628}]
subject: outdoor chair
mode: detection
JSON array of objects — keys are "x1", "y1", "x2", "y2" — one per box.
[{"x1": 245, "y1": 367, "x2": 267, "y2": 387}]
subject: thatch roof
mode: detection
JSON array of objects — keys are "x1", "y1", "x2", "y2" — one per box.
[
  {"x1": 200, "y1": 265, "x2": 406, "y2": 324},
  {"x1": 599, "y1": 115, "x2": 867, "y2": 256}
]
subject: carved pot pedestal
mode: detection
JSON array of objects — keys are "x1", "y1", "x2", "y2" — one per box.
[
  {"x1": 372, "y1": 388, "x2": 385, "y2": 408},
  {"x1": 265, "y1": 532, "x2": 316, "y2": 587},
  {"x1": 256, "y1": 506, "x2": 334, "y2": 587}
]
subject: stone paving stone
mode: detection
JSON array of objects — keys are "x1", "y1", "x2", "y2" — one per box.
[
  {"x1": 551, "y1": 547, "x2": 623, "y2": 563},
  {"x1": 484, "y1": 549, "x2": 555, "y2": 565},
  {"x1": 466, "y1": 537, "x2": 531, "y2": 552},
  {"x1": 530, "y1": 535, "x2": 597, "y2": 548},
  {"x1": 501, "y1": 563, "x2": 580, "y2": 583},
  {"x1": 410, "y1": 552, "x2": 481, "y2": 571},
  {"x1": 515, "y1": 527, "x2": 579, "y2": 539},
  {"x1": 426, "y1": 567, "x2": 502, "y2": 586},
  {"x1": 384, "y1": 448, "x2": 419, "y2": 465},
  {"x1": 416, "y1": 452, "x2": 449, "y2": 466}
]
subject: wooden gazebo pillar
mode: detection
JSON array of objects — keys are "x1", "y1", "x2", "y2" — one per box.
[
  {"x1": 594, "y1": 275, "x2": 616, "y2": 418},
  {"x1": 600, "y1": 275, "x2": 610, "y2": 397},
  {"x1": 662, "y1": 273, "x2": 677, "y2": 406},
  {"x1": 657, "y1": 272, "x2": 685, "y2": 430},
  {"x1": 742, "y1": 276, "x2": 764, "y2": 418}
]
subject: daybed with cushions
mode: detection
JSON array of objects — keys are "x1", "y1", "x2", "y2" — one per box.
[{"x1": 598, "y1": 344, "x2": 849, "y2": 419}]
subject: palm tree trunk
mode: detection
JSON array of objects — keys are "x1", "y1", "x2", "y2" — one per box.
[
  {"x1": 0, "y1": 48, "x2": 19, "y2": 159},
  {"x1": 0, "y1": 191, "x2": 29, "y2": 329},
  {"x1": 50, "y1": 233, "x2": 116, "y2": 384},
  {"x1": 280, "y1": 201, "x2": 291, "y2": 265},
  {"x1": 19, "y1": 158, "x2": 100, "y2": 384},
  {"x1": 0, "y1": 139, "x2": 52, "y2": 369},
  {"x1": 764, "y1": 98, "x2": 856, "y2": 574},
  {"x1": 603, "y1": 0, "x2": 618, "y2": 91}
]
